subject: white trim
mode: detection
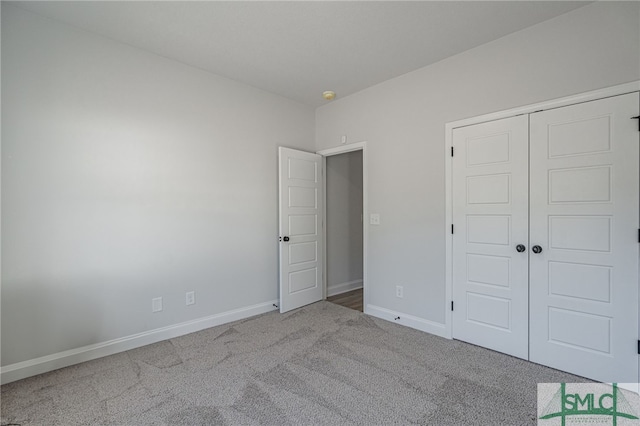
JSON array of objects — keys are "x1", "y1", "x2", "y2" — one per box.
[
  {"x1": 446, "y1": 81, "x2": 640, "y2": 130},
  {"x1": 317, "y1": 141, "x2": 369, "y2": 314},
  {"x1": 1, "y1": 300, "x2": 278, "y2": 385},
  {"x1": 321, "y1": 154, "x2": 328, "y2": 300},
  {"x1": 366, "y1": 304, "x2": 448, "y2": 338},
  {"x1": 317, "y1": 141, "x2": 367, "y2": 157},
  {"x1": 327, "y1": 279, "x2": 363, "y2": 297},
  {"x1": 444, "y1": 125, "x2": 453, "y2": 338},
  {"x1": 444, "y1": 81, "x2": 640, "y2": 341}
]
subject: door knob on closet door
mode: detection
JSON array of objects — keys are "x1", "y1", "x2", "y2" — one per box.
[
  {"x1": 282, "y1": 236, "x2": 290, "y2": 242},
  {"x1": 516, "y1": 244, "x2": 526, "y2": 253},
  {"x1": 532, "y1": 245, "x2": 543, "y2": 254}
]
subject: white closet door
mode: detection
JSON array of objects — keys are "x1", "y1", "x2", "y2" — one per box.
[
  {"x1": 529, "y1": 93, "x2": 639, "y2": 383},
  {"x1": 452, "y1": 115, "x2": 529, "y2": 359}
]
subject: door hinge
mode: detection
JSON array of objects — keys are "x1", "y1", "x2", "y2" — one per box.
[
  {"x1": 638, "y1": 229, "x2": 640, "y2": 243},
  {"x1": 451, "y1": 224, "x2": 454, "y2": 234},
  {"x1": 451, "y1": 301, "x2": 454, "y2": 311},
  {"x1": 637, "y1": 340, "x2": 640, "y2": 355},
  {"x1": 451, "y1": 146, "x2": 454, "y2": 157},
  {"x1": 632, "y1": 115, "x2": 640, "y2": 131}
]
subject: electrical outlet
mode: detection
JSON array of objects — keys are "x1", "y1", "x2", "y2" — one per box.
[
  {"x1": 370, "y1": 213, "x2": 380, "y2": 225},
  {"x1": 186, "y1": 291, "x2": 195, "y2": 306},
  {"x1": 152, "y1": 297, "x2": 163, "y2": 313},
  {"x1": 396, "y1": 286, "x2": 403, "y2": 298}
]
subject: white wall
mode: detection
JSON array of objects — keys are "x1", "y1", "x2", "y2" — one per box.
[
  {"x1": 1, "y1": 5, "x2": 315, "y2": 367},
  {"x1": 326, "y1": 151, "x2": 363, "y2": 295},
  {"x1": 316, "y1": 2, "x2": 640, "y2": 325}
]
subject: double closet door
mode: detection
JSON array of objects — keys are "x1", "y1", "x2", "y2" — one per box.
[{"x1": 452, "y1": 92, "x2": 639, "y2": 384}]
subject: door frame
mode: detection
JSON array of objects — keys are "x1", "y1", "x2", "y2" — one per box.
[
  {"x1": 444, "y1": 81, "x2": 640, "y2": 339},
  {"x1": 317, "y1": 141, "x2": 369, "y2": 312}
]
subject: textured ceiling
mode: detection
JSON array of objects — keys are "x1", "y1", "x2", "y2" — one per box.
[{"x1": 11, "y1": 1, "x2": 590, "y2": 107}]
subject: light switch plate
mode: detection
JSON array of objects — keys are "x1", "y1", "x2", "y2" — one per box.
[
  {"x1": 370, "y1": 213, "x2": 380, "y2": 225},
  {"x1": 152, "y1": 297, "x2": 163, "y2": 313}
]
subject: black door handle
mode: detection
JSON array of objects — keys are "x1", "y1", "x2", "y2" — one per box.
[
  {"x1": 516, "y1": 244, "x2": 526, "y2": 253},
  {"x1": 283, "y1": 236, "x2": 290, "y2": 242},
  {"x1": 532, "y1": 245, "x2": 542, "y2": 254}
]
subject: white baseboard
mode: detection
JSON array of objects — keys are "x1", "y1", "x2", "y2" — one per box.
[
  {"x1": 365, "y1": 304, "x2": 448, "y2": 339},
  {"x1": 327, "y1": 279, "x2": 363, "y2": 297},
  {"x1": 1, "y1": 300, "x2": 278, "y2": 385}
]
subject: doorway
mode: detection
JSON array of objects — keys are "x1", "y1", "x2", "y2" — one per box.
[{"x1": 324, "y1": 150, "x2": 364, "y2": 311}]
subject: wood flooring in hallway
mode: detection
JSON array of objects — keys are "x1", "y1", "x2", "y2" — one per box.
[{"x1": 326, "y1": 288, "x2": 363, "y2": 312}]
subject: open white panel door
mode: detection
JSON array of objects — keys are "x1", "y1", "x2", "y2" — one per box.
[
  {"x1": 529, "y1": 92, "x2": 639, "y2": 385},
  {"x1": 278, "y1": 147, "x2": 323, "y2": 313}
]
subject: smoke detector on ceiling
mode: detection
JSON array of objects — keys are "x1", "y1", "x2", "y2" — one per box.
[{"x1": 322, "y1": 91, "x2": 336, "y2": 101}]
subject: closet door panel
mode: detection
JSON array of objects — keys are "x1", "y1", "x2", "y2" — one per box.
[
  {"x1": 452, "y1": 115, "x2": 529, "y2": 359},
  {"x1": 529, "y1": 92, "x2": 639, "y2": 383}
]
